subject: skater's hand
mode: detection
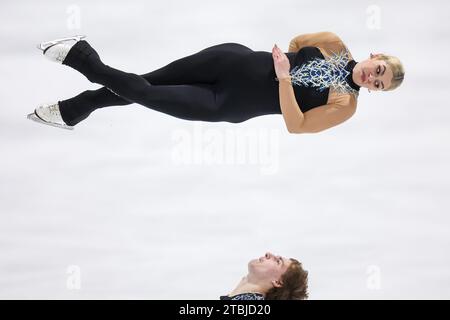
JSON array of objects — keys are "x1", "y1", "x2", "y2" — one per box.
[{"x1": 272, "y1": 44, "x2": 291, "y2": 80}]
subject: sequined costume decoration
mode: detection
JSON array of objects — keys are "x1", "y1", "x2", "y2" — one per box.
[
  {"x1": 226, "y1": 293, "x2": 265, "y2": 300},
  {"x1": 288, "y1": 47, "x2": 359, "y2": 98}
]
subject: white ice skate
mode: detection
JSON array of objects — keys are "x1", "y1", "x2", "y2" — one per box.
[
  {"x1": 37, "y1": 35, "x2": 86, "y2": 64},
  {"x1": 37, "y1": 35, "x2": 86, "y2": 52},
  {"x1": 27, "y1": 103, "x2": 74, "y2": 130}
]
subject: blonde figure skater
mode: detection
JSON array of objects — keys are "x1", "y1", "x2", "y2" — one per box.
[{"x1": 28, "y1": 32, "x2": 404, "y2": 133}]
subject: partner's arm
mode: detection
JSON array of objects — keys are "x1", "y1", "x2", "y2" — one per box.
[{"x1": 278, "y1": 77, "x2": 356, "y2": 134}]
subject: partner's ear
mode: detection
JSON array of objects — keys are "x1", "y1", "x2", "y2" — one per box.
[{"x1": 272, "y1": 279, "x2": 284, "y2": 288}]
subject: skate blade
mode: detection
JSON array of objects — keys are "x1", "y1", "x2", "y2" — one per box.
[
  {"x1": 27, "y1": 112, "x2": 74, "y2": 130},
  {"x1": 37, "y1": 35, "x2": 87, "y2": 51}
]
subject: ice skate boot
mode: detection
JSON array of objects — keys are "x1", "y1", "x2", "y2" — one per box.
[
  {"x1": 27, "y1": 102, "x2": 74, "y2": 130},
  {"x1": 37, "y1": 35, "x2": 86, "y2": 64}
]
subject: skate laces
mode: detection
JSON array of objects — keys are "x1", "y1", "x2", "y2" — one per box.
[{"x1": 39, "y1": 103, "x2": 63, "y2": 123}]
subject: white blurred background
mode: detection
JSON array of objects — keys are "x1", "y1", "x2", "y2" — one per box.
[{"x1": 1, "y1": 0, "x2": 449, "y2": 299}]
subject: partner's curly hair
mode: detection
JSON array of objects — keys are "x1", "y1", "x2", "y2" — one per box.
[{"x1": 265, "y1": 258, "x2": 309, "y2": 300}]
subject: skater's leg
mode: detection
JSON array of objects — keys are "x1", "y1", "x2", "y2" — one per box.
[
  {"x1": 138, "y1": 44, "x2": 238, "y2": 85},
  {"x1": 58, "y1": 87, "x2": 130, "y2": 126},
  {"x1": 59, "y1": 83, "x2": 219, "y2": 125},
  {"x1": 62, "y1": 40, "x2": 224, "y2": 102}
]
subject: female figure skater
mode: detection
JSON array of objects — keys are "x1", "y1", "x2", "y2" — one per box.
[
  {"x1": 220, "y1": 252, "x2": 308, "y2": 300},
  {"x1": 28, "y1": 32, "x2": 404, "y2": 133}
]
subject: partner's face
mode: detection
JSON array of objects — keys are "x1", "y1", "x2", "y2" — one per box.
[
  {"x1": 354, "y1": 55, "x2": 393, "y2": 91},
  {"x1": 248, "y1": 252, "x2": 292, "y2": 281}
]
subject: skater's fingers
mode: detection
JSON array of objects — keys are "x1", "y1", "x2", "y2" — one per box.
[{"x1": 274, "y1": 44, "x2": 287, "y2": 57}]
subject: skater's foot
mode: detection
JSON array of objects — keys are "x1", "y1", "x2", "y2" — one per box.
[
  {"x1": 38, "y1": 35, "x2": 86, "y2": 64},
  {"x1": 27, "y1": 103, "x2": 74, "y2": 130}
]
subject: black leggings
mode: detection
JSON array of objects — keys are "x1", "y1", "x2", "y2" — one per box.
[{"x1": 59, "y1": 40, "x2": 281, "y2": 126}]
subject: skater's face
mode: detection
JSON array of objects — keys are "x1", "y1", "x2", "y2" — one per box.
[
  {"x1": 248, "y1": 252, "x2": 292, "y2": 288},
  {"x1": 353, "y1": 54, "x2": 393, "y2": 91}
]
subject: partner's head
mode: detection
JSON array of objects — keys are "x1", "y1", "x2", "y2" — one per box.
[
  {"x1": 353, "y1": 53, "x2": 405, "y2": 92},
  {"x1": 248, "y1": 252, "x2": 308, "y2": 300}
]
